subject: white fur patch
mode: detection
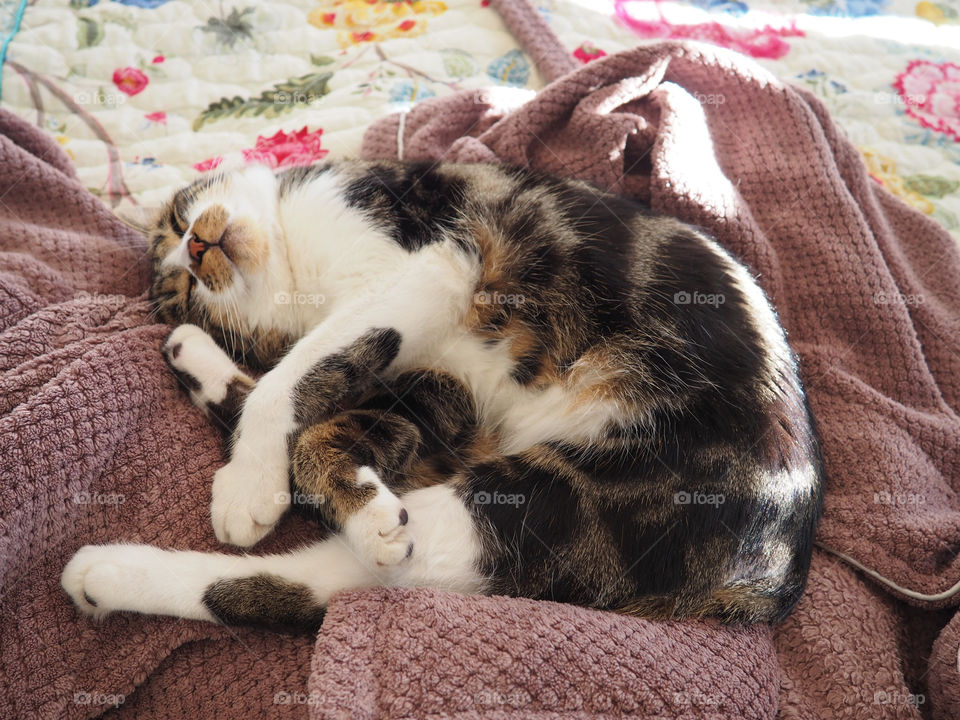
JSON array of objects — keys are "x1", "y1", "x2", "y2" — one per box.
[{"x1": 342, "y1": 467, "x2": 412, "y2": 567}]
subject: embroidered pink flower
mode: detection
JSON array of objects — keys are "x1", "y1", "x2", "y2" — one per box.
[
  {"x1": 112, "y1": 67, "x2": 149, "y2": 96},
  {"x1": 193, "y1": 156, "x2": 223, "y2": 172},
  {"x1": 573, "y1": 42, "x2": 607, "y2": 64},
  {"x1": 613, "y1": 0, "x2": 802, "y2": 60},
  {"x1": 144, "y1": 111, "x2": 167, "y2": 124},
  {"x1": 242, "y1": 127, "x2": 330, "y2": 168},
  {"x1": 152, "y1": 55, "x2": 165, "y2": 64},
  {"x1": 192, "y1": 127, "x2": 330, "y2": 172},
  {"x1": 894, "y1": 60, "x2": 960, "y2": 142}
]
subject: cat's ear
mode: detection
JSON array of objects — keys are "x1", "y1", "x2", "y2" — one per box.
[{"x1": 114, "y1": 204, "x2": 163, "y2": 236}]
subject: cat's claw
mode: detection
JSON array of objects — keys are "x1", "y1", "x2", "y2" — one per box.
[
  {"x1": 344, "y1": 467, "x2": 413, "y2": 567},
  {"x1": 211, "y1": 457, "x2": 289, "y2": 547}
]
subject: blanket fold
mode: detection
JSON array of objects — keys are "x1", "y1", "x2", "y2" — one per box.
[{"x1": 309, "y1": 588, "x2": 779, "y2": 719}]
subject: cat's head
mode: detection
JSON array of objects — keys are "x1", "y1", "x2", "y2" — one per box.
[{"x1": 144, "y1": 166, "x2": 296, "y2": 369}]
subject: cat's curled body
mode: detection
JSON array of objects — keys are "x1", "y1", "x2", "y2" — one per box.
[{"x1": 62, "y1": 160, "x2": 824, "y2": 632}]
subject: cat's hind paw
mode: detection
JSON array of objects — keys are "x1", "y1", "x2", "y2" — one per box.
[
  {"x1": 61, "y1": 544, "x2": 146, "y2": 620},
  {"x1": 344, "y1": 467, "x2": 413, "y2": 567}
]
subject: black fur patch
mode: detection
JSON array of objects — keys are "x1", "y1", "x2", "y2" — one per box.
[
  {"x1": 342, "y1": 163, "x2": 467, "y2": 251},
  {"x1": 203, "y1": 575, "x2": 326, "y2": 633}
]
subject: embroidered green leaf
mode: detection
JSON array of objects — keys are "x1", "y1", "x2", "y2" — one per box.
[
  {"x1": 193, "y1": 72, "x2": 333, "y2": 131},
  {"x1": 441, "y1": 48, "x2": 478, "y2": 79},
  {"x1": 200, "y1": 6, "x2": 256, "y2": 48},
  {"x1": 904, "y1": 174, "x2": 959, "y2": 198},
  {"x1": 76, "y1": 18, "x2": 104, "y2": 49},
  {"x1": 311, "y1": 54, "x2": 336, "y2": 66}
]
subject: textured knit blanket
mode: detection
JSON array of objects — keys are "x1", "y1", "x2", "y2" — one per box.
[{"x1": 3, "y1": 2, "x2": 960, "y2": 719}]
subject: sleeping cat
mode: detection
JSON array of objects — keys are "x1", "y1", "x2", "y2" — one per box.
[{"x1": 62, "y1": 160, "x2": 824, "y2": 632}]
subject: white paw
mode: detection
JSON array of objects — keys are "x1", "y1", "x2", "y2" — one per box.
[
  {"x1": 163, "y1": 324, "x2": 242, "y2": 408},
  {"x1": 61, "y1": 545, "x2": 147, "y2": 620},
  {"x1": 211, "y1": 454, "x2": 289, "y2": 547},
  {"x1": 343, "y1": 467, "x2": 413, "y2": 567}
]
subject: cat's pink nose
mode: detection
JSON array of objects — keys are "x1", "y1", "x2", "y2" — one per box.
[{"x1": 188, "y1": 235, "x2": 212, "y2": 263}]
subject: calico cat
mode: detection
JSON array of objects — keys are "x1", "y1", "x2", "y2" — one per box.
[{"x1": 62, "y1": 160, "x2": 824, "y2": 632}]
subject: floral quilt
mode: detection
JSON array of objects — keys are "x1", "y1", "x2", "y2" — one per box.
[{"x1": 0, "y1": 0, "x2": 958, "y2": 240}]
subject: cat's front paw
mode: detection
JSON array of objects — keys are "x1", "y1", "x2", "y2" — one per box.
[
  {"x1": 163, "y1": 324, "x2": 252, "y2": 414},
  {"x1": 344, "y1": 467, "x2": 413, "y2": 567},
  {"x1": 211, "y1": 455, "x2": 289, "y2": 547},
  {"x1": 61, "y1": 545, "x2": 143, "y2": 620}
]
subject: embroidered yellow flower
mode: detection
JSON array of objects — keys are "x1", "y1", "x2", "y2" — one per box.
[
  {"x1": 308, "y1": 0, "x2": 448, "y2": 48},
  {"x1": 55, "y1": 135, "x2": 76, "y2": 161},
  {"x1": 860, "y1": 149, "x2": 934, "y2": 214},
  {"x1": 915, "y1": 1, "x2": 956, "y2": 25}
]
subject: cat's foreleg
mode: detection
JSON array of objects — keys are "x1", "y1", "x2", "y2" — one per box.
[{"x1": 163, "y1": 323, "x2": 254, "y2": 437}]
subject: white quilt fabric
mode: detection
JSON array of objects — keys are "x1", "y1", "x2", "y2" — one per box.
[{"x1": 1, "y1": 0, "x2": 959, "y2": 240}]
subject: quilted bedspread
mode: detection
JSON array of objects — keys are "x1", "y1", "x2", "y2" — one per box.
[{"x1": 0, "y1": 0, "x2": 959, "y2": 241}]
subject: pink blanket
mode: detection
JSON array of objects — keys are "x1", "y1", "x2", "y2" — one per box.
[{"x1": 2, "y1": 0, "x2": 959, "y2": 717}]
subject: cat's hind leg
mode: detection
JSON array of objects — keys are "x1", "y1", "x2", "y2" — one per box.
[
  {"x1": 61, "y1": 540, "x2": 372, "y2": 633},
  {"x1": 61, "y1": 485, "x2": 486, "y2": 632}
]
